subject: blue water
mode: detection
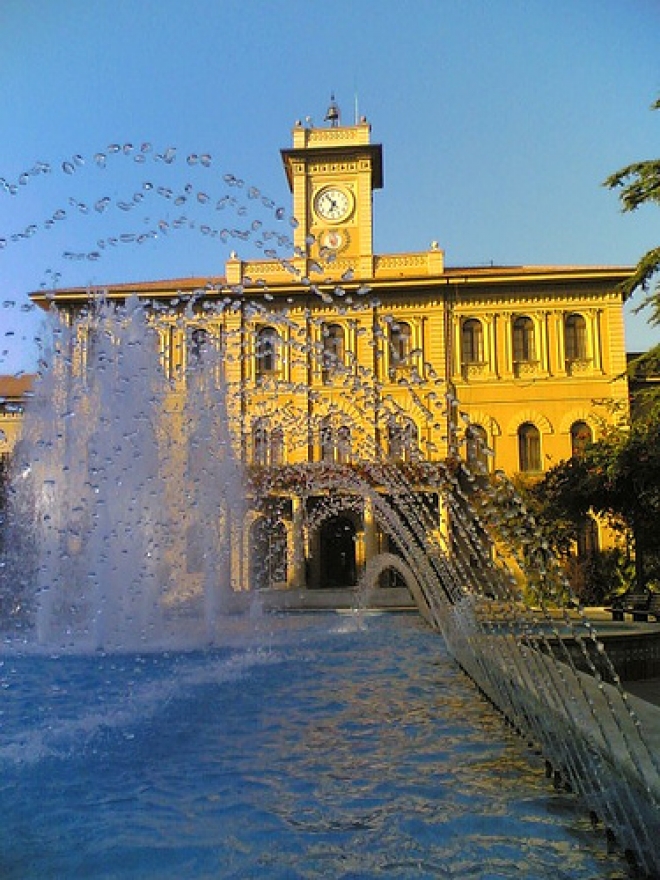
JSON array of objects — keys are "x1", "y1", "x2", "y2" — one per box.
[{"x1": 0, "y1": 613, "x2": 627, "y2": 879}]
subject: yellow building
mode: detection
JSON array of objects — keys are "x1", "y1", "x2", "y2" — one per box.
[
  {"x1": 27, "y1": 113, "x2": 630, "y2": 594},
  {"x1": 0, "y1": 374, "x2": 36, "y2": 466}
]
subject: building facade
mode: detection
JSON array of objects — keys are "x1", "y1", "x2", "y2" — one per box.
[
  {"x1": 0, "y1": 374, "x2": 35, "y2": 466},
  {"x1": 26, "y1": 116, "x2": 631, "y2": 593}
]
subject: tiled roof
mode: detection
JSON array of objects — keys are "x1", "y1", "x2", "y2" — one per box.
[{"x1": 0, "y1": 374, "x2": 37, "y2": 398}]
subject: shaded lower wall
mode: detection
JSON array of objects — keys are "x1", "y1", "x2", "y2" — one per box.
[{"x1": 549, "y1": 630, "x2": 660, "y2": 682}]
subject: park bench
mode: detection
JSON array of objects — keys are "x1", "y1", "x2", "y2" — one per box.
[{"x1": 608, "y1": 592, "x2": 660, "y2": 622}]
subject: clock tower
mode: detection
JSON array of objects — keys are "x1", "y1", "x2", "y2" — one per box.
[{"x1": 281, "y1": 105, "x2": 383, "y2": 276}]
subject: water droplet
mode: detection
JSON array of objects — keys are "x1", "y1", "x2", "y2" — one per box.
[
  {"x1": 18, "y1": 173, "x2": 29, "y2": 185},
  {"x1": 157, "y1": 187, "x2": 173, "y2": 199},
  {"x1": 73, "y1": 154, "x2": 84, "y2": 167},
  {"x1": 289, "y1": 216, "x2": 299, "y2": 229},
  {"x1": 200, "y1": 154, "x2": 212, "y2": 167},
  {"x1": 140, "y1": 142, "x2": 152, "y2": 153},
  {"x1": 53, "y1": 209, "x2": 66, "y2": 220},
  {"x1": 275, "y1": 207, "x2": 285, "y2": 220},
  {"x1": 87, "y1": 252, "x2": 101, "y2": 261},
  {"x1": 197, "y1": 192, "x2": 210, "y2": 204},
  {"x1": 174, "y1": 196, "x2": 186, "y2": 206},
  {"x1": 133, "y1": 154, "x2": 146, "y2": 164},
  {"x1": 94, "y1": 153, "x2": 107, "y2": 167},
  {"x1": 0, "y1": 239, "x2": 6, "y2": 249},
  {"x1": 123, "y1": 143, "x2": 133, "y2": 155},
  {"x1": 120, "y1": 233, "x2": 135, "y2": 243},
  {"x1": 62, "y1": 161, "x2": 75, "y2": 174},
  {"x1": 143, "y1": 182, "x2": 153, "y2": 191},
  {"x1": 341, "y1": 268, "x2": 355, "y2": 282},
  {"x1": 187, "y1": 154, "x2": 198, "y2": 166},
  {"x1": 163, "y1": 147, "x2": 176, "y2": 164}
]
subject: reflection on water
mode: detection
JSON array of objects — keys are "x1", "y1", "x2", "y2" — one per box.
[{"x1": 0, "y1": 614, "x2": 628, "y2": 879}]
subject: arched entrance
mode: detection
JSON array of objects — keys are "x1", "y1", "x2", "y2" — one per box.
[
  {"x1": 249, "y1": 516, "x2": 287, "y2": 590},
  {"x1": 319, "y1": 515, "x2": 357, "y2": 587}
]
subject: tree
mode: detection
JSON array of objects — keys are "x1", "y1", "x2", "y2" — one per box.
[
  {"x1": 604, "y1": 97, "x2": 660, "y2": 327},
  {"x1": 528, "y1": 405, "x2": 660, "y2": 594}
]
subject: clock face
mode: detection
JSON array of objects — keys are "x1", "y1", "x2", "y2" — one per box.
[{"x1": 315, "y1": 187, "x2": 352, "y2": 223}]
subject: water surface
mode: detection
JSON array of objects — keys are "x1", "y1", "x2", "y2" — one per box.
[{"x1": 0, "y1": 613, "x2": 628, "y2": 878}]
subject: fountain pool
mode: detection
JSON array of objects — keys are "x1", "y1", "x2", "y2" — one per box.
[{"x1": 0, "y1": 614, "x2": 629, "y2": 879}]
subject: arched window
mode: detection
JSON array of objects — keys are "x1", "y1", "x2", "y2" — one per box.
[
  {"x1": 577, "y1": 516, "x2": 599, "y2": 557},
  {"x1": 570, "y1": 420, "x2": 593, "y2": 457},
  {"x1": 565, "y1": 313, "x2": 587, "y2": 361},
  {"x1": 256, "y1": 326, "x2": 280, "y2": 378},
  {"x1": 388, "y1": 416, "x2": 418, "y2": 462},
  {"x1": 389, "y1": 321, "x2": 412, "y2": 370},
  {"x1": 518, "y1": 422, "x2": 541, "y2": 472},
  {"x1": 320, "y1": 417, "x2": 334, "y2": 463},
  {"x1": 270, "y1": 427, "x2": 284, "y2": 466},
  {"x1": 189, "y1": 327, "x2": 209, "y2": 366},
  {"x1": 466, "y1": 424, "x2": 489, "y2": 474},
  {"x1": 337, "y1": 425, "x2": 352, "y2": 464},
  {"x1": 461, "y1": 319, "x2": 484, "y2": 365},
  {"x1": 253, "y1": 420, "x2": 284, "y2": 466},
  {"x1": 322, "y1": 323, "x2": 345, "y2": 382},
  {"x1": 513, "y1": 316, "x2": 535, "y2": 363},
  {"x1": 319, "y1": 418, "x2": 351, "y2": 463},
  {"x1": 253, "y1": 419, "x2": 269, "y2": 466}
]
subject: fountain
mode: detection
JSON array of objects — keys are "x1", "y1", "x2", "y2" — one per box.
[{"x1": 1, "y1": 140, "x2": 660, "y2": 877}]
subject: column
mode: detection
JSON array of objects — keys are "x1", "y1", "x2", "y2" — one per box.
[
  {"x1": 290, "y1": 495, "x2": 307, "y2": 588},
  {"x1": 364, "y1": 495, "x2": 378, "y2": 566}
]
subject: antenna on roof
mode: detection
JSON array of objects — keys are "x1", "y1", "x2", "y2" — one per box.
[{"x1": 324, "y1": 94, "x2": 340, "y2": 127}]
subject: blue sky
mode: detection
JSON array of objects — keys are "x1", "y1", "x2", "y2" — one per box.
[{"x1": 1, "y1": 0, "x2": 659, "y2": 372}]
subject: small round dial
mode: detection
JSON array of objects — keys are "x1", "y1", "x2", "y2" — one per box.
[
  {"x1": 320, "y1": 229, "x2": 345, "y2": 251},
  {"x1": 315, "y1": 187, "x2": 352, "y2": 222}
]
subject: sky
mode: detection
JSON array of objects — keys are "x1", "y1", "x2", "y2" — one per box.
[{"x1": 1, "y1": 0, "x2": 659, "y2": 374}]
